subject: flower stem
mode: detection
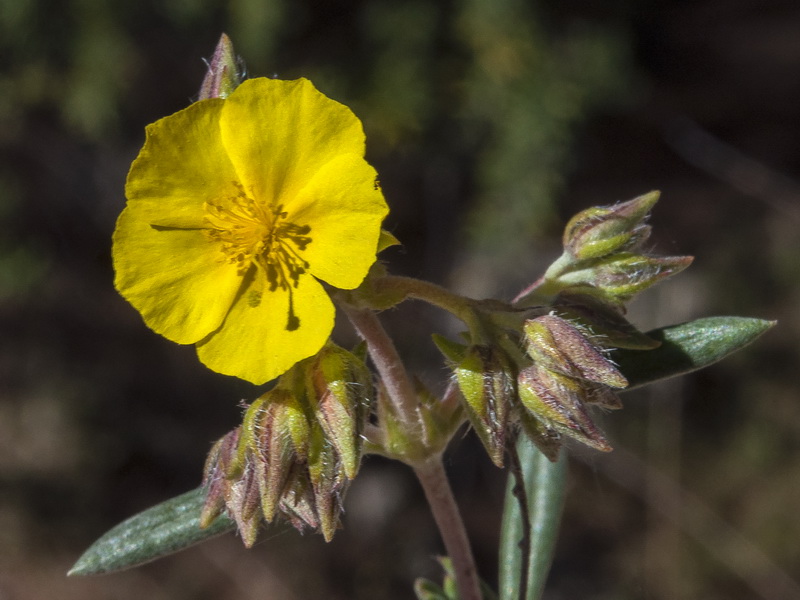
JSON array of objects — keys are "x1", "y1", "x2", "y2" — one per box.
[
  {"x1": 414, "y1": 457, "x2": 483, "y2": 600},
  {"x1": 339, "y1": 302, "x2": 481, "y2": 599},
  {"x1": 375, "y1": 275, "x2": 477, "y2": 326},
  {"x1": 339, "y1": 303, "x2": 418, "y2": 427}
]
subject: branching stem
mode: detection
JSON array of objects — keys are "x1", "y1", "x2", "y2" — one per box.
[{"x1": 339, "y1": 301, "x2": 481, "y2": 600}]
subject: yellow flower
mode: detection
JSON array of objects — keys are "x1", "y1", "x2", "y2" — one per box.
[{"x1": 113, "y1": 78, "x2": 389, "y2": 384}]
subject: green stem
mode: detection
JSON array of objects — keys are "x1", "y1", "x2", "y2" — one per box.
[
  {"x1": 375, "y1": 274, "x2": 478, "y2": 327},
  {"x1": 512, "y1": 252, "x2": 573, "y2": 306}
]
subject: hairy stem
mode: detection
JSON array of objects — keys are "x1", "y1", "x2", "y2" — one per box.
[
  {"x1": 340, "y1": 302, "x2": 480, "y2": 599},
  {"x1": 340, "y1": 304, "x2": 418, "y2": 426},
  {"x1": 375, "y1": 275, "x2": 478, "y2": 326},
  {"x1": 414, "y1": 457, "x2": 483, "y2": 600}
]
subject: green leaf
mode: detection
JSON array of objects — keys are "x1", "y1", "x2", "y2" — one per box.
[
  {"x1": 611, "y1": 316, "x2": 775, "y2": 390},
  {"x1": 68, "y1": 488, "x2": 236, "y2": 576},
  {"x1": 499, "y1": 439, "x2": 567, "y2": 600}
]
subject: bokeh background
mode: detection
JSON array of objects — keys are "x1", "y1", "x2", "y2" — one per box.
[{"x1": 1, "y1": 0, "x2": 799, "y2": 598}]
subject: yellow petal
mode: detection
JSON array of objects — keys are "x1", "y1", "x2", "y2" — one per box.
[
  {"x1": 113, "y1": 208, "x2": 243, "y2": 343},
  {"x1": 125, "y1": 98, "x2": 239, "y2": 229},
  {"x1": 196, "y1": 273, "x2": 334, "y2": 385},
  {"x1": 290, "y1": 153, "x2": 388, "y2": 289},
  {"x1": 219, "y1": 78, "x2": 366, "y2": 208}
]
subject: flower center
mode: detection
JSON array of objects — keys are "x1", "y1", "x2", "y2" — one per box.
[{"x1": 204, "y1": 183, "x2": 312, "y2": 331}]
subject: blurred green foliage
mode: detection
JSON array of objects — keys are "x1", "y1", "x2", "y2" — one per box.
[{"x1": 0, "y1": 0, "x2": 629, "y2": 285}]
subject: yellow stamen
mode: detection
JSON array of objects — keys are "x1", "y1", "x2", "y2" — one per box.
[{"x1": 204, "y1": 183, "x2": 312, "y2": 330}]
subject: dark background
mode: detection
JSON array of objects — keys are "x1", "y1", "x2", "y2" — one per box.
[{"x1": 1, "y1": 0, "x2": 798, "y2": 598}]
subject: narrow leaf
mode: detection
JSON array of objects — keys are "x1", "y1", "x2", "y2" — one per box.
[
  {"x1": 612, "y1": 316, "x2": 775, "y2": 390},
  {"x1": 499, "y1": 439, "x2": 567, "y2": 600},
  {"x1": 69, "y1": 488, "x2": 235, "y2": 576}
]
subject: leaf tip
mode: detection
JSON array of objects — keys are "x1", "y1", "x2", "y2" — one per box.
[{"x1": 67, "y1": 550, "x2": 102, "y2": 577}]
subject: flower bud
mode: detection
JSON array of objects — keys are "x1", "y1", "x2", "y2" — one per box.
[
  {"x1": 553, "y1": 291, "x2": 660, "y2": 350},
  {"x1": 250, "y1": 388, "x2": 310, "y2": 522},
  {"x1": 517, "y1": 364, "x2": 611, "y2": 452},
  {"x1": 199, "y1": 346, "x2": 375, "y2": 547},
  {"x1": 227, "y1": 452, "x2": 262, "y2": 547},
  {"x1": 585, "y1": 253, "x2": 693, "y2": 301},
  {"x1": 307, "y1": 428, "x2": 347, "y2": 542},
  {"x1": 198, "y1": 33, "x2": 243, "y2": 100},
  {"x1": 200, "y1": 427, "x2": 240, "y2": 529},
  {"x1": 201, "y1": 430, "x2": 273, "y2": 547},
  {"x1": 308, "y1": 344, "x2": 373, "y2": 479},
  {"x1": 523, "y1": 314, "x2": 628, "y2": 388},
  {"x1": 454, "y1": 345, "x2": 514, "y2": 467},
  {"x1": 563, "y1": 191, "x2": 658, "y2": 260},
  {"x1": 278, "y1": 463, "x2": 320, "y2": 533}
]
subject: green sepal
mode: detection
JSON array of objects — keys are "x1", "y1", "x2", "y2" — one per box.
[
  {"x1": 432, "y1": 334, "x2": 468, "y2": 365},
  {"x1": 378, "y1": 229, "x2": 401, "y2": 252},
  {"x1": 555, "y1": 252, "x2": 693, "y2": 302},
  {"x1": 612, "y1": 316, "x2": 775, "y2": 390},
  {"x1": 346, "y1": 263, "x2": 408, "y2": 310},
  {"x1": 365, "y1": 382, "x2": 464, "y2": 464},
  {"x1": 68, "y1": 488, "x2": 235, "y2": 576},
  {"x1": 454, "y1": 346, "x2": 514, "y2": 467}
]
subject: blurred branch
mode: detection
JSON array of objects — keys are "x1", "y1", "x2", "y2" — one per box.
[
  {"x1": 578, "y1": 446, "x2": 800, "y2": 600},
  {"x1": 664, "y1": 117, "x2": 800, "y2": 222}
]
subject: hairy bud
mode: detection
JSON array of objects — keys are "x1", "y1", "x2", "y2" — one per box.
[
  {"x1": 309, "y1": 344, "x2": 373, "y2": 479},
  {"x1": 586, "y1": 253, "x2": 693, "y2": 301},
  {"x1": 454, "y1": 345, "x2": 515, "y2": 467},
  {"x1": 251, "y1": 389, "x2": 308, "y2": 522},
  {"x1": 517, "y1": 364, "x2": 612, "y2": 452},
  {"x1": 198, "y1": 33, "x2": 243, "y2": 100},
  {"x1": 523, "y1": 314, "x2": 628, "y2": 388},
  {"x1": 563, "y1": 191, "x2": 658, "y2": 260},
  {"x1": 200, "y1": 344, "x2": 374, "y2": 545},
  {"x1": 200, "y1": 427, "x2": 240, "y2": 529},
  {"x1": 553, "y1": 291, "x2": 661, "y2": 350}
]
